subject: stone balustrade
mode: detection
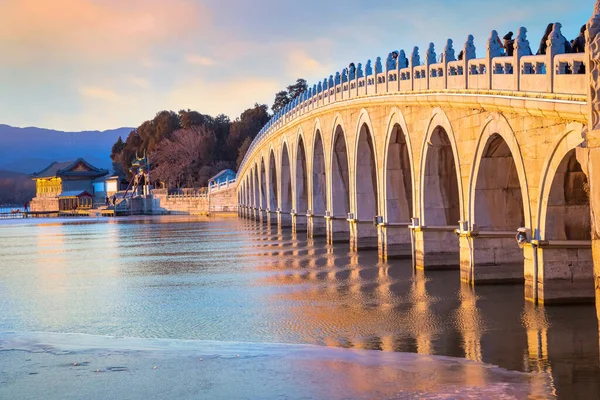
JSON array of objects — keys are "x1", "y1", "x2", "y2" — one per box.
[{"x1": 239, "y1": 23, "x2": 587, "y2": 175}]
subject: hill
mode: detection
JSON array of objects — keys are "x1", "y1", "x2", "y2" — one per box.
[{"x1": 0, "y1": 125, "x2": 133, "y2": 174}]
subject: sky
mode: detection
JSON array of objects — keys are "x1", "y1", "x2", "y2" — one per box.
[{"x1": 0, "y1": 0, "x2": 596, "y2": 131}]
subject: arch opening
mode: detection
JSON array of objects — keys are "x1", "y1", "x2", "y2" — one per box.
[
  {"x1": 253, "y1": 167, "x2": 260, "y2": 209},
  {"x1": 249, "y1": 172, "x2": 254, "y2": 208},
  {"x1": 312, "y1": 131, "x2": 327, "y2": 215},
  {"x1": 243, "y1": 180, "x2": 247, "y2": 206},
  {"x1": 468, "y1": 133, "x2": 526, "y2": 281},
  {"x1": 423, "y1": 127, "x2": 460, "y2": 227},
  {"x1": 474, "y1": 134, "x2": 525, "y2": 231},
  {"x1": 331, "y1": 126, "x2": 350, "y2": 218},
  {"x1": 545, "y1": 149, "x2": 591, "y2": 241},
  {"x1": 269, "y1": 151, "x2": 278, "y2": 211},
  {"x1": 385, "y1": 123, "x2": 413, "y2": 223},
  {"x1": 281, "y1": 144, "x2": 292, "y2": 213},
  {"x1": 356, "y1": 124, "x2": 379, "y2": 221},
  {"x1": 260, "y1": 158, "x2": 267, "y2": 210},
  {"x1": 541, "y1": 148, "x2": 593, "y2": 303},
  {"x1": 296, "y1": 138, "x2": 308, "y2": 214},
  {"x1": 245, "y1": 179, "x2": 250, "y2": 207}
]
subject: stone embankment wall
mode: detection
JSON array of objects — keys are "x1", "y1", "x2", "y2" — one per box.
[
  {"x1": 210, "y1": 185, "x2": 238, "y2": 213},
  {"x1": 151, "y1": 185, "x2": 237, "y2": 215},
  {"x1": 152, "y1": 194, "x2": 209, "y2": 215},
  {"x1": 30, "y1": 197, "x2": 59, "y2": 212}
]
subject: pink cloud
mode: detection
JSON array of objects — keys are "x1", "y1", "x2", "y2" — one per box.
[{"x1": 0, "y1": 0, "x2": 209, "y2": 65}]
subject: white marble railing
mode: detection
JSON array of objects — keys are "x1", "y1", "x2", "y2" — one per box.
[
  {"x1": 238, "y1": 24, "x2": 587, "y2": 176},
  {"x1": 209, "y1": 178, "x2": 237, "y2": 193}
]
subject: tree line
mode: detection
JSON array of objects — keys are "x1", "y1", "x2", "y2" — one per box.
[{"x1": 110, "y1": 78, "x2": 307, "y2": 188}]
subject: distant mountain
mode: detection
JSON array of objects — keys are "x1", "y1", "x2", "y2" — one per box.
[
  {"x1": 0, "y1": 125, "x2": 133, "y2": 174},
  {"x1": 0, "y1": 169, "x2": 29, "y2": 179}
]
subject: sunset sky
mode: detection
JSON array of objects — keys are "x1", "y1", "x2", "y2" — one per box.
[{"x1": 0, "y1": 0, "x2": 595, "y2": 131}]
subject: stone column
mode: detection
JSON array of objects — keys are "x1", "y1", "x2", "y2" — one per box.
[
  {"x1": 458, "y1": 223, "x2": 525, "y2": 285},
  {"x1": 584, "y1": 0, "x2": 600, "y2": 335},
  {"x1": 265, "y1": 209, "x2": 277, "y2": 227},
  {"x1": 291, "y1": 210, "x2": 307, "y2": 234},
  {"x1": 410, "y1": 218, "x2": 460, "y2": 270},
  {"x1": 326, "y1": 216, "x2": 351, "y2": 245},
  {"x1": 378, "y1": 223, "x2": 412, "y2": 260},
  {"x1": 348, "y1": 217, "x2": 379, "y2": 252},
  {"x1": 278, "y1": 211, "x2": 292, "y2": 229},
  {"x1": 307, "y1": 213, "x2": 327, "y2": 238}
]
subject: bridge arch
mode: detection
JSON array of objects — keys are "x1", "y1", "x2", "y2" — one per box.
[
  {"x1": 419, "y1": 107, "x2": 463, "y2": 226},
  {"x1": 353, "y1": 109, "x2": 379, "y2": 221},
  {"x1": 329, "y1": 116, "x2": 351, "y2": 218},
  {"x1": 382, "y1": 107, "x2": 415, "y2": 223},
  {"x1": 536, "y1": 124, "x2": 587, "y2": 240},
  {"x1": 280, "y1": 141, "x2": 293, "y2": 213},
  {"x1": 239, "y1": 179, "x2": 243, "y2": 206},
  {"x1": 468, "y1": 113, "x2": 531, "y2": 231},
  {"x1": 253, "y1": 165, "x2": 259, "y2": 209},
  {"x1": 535, "y1": 123, "x2": 591, "y2": 303},
  {"x1": 260, "y1": 156, "x2": 267, "y2": 210},
  {"x1": 311, "y1": 120, "x2": 327, "y2": 215},
  {"x1": 245, "y1": 169, "x2": 250, "y2": 207},
  {"x1": 246, "y1": 177, "x2": 250, "y2": 207},
  {"x1": 295, "y1": 130, "x2": 309, "y2": 215},
  {"x1": 257, "y1": 163, "x2": 263, "y2": 209},
  {"x1": 268, "y1": 147, "x2": 278, "y2": 211}
]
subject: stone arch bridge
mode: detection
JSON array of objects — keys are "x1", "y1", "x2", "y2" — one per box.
[{"x1": 237, "y1": 3, "x2": 600, "y2": 308}]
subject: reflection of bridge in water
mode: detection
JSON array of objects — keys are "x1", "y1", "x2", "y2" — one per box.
[{"x1": 237, "y1": 1, "x2": 600, "y2": 315}]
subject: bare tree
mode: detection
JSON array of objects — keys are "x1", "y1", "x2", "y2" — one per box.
[{"x1": 152, "y1": 126, "x2": 216, "y2": 188}]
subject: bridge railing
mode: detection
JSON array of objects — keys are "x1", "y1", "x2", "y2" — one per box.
[{"x1": 238, "y1": 23, "x2": 588, "y2": 177}]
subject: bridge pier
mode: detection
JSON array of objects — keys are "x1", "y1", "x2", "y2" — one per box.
[
  {"x1": 257, "y1": 209, "x2": 267, "y2": 224},
  {"x1": 278, "y1": 211, "x2": 292, "y2": 229},
  {"x1": 307, "y1": 214, "x2": 327, "y2": 238},
  {"x1": 265, "y1": 210, "x2": 278, "y2": 226},
  {"x1": 410, "y1": 220, "x2": 459, "y2": 270},
  {"x1": 291, "y1": 212, "x2": 307, "y2": 234},
  {"x1": 326, "y1": 217, "x2": 350, "y2": 244},
  {"x1": 378, "y1": 224, "x2": 412, "y2": 259},
  {"x1": 524, "y1": 242, "x2": 595, "y2": 304},
  {"x1": 458, "y1": 229, "x2": 524, "y2": 284},
  {"x1": 348, "y1": 219, "x2": 379, "y2": 252}
]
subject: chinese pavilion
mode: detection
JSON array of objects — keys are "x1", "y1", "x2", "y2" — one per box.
[{"x1": 29, "y1": 158, "x2": 109, "y2": 212}]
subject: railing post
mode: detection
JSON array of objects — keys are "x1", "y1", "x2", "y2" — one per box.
[
  {"x1": 547, "y1": 22, "x2": 567, "y2": 93},
  {"x1": 486, "y1": 30, "x2": 503, "y2": 90},
  {"x1": 442, "y1": 39, "x2": 456, "y2": 90},
  {"x1": 514, "y1": 27, "x2": 530, "y2": 92},
  {"x1": 425, "y1": 42, "x2": 436, "y2": 90},
  {"x1": 410, "y1": 47, "x2": 419, "y2": 91}
]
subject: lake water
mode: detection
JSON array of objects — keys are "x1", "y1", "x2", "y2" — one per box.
[{"x1": 0, "y1": 216, "x2": 598, "y2": 399}]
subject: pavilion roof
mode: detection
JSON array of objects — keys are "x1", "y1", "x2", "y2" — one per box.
[
  {"x1": 209, "y1": 169, "x2": 236, "y2": 184},
  {"x1": 31, "y1": 158, "x2": 109, "y2": 180},
  {"x1": 58, "y1": 190, "x2": 93, "y2": 198}
]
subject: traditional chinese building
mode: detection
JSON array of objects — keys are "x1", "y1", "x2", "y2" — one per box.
[
  {"x1": 29, "y1": 159, "x2": 109, "y2": 212},
  {"x1": 208, "y1": 169, "x2": 236, "y2": 191}
]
